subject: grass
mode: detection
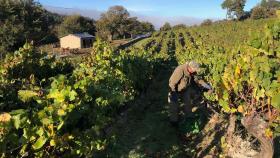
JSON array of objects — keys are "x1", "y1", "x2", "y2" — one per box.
[
  {"x1": 92, "y1": 57, "x2": 231, "y2": 157},
  {"x1": 92, "y1": 57, "x2": 220, "y2": 157},
  {"x1": 94, "y1": 60, "x2": 187, "y2": 158}
]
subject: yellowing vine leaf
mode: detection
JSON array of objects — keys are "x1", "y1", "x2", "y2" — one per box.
[
  {"x1": 18, "y1": 90, "x2": 38, "y2": 102},
  {"x1": 47, "y1": 90, "x2": 65, "y2": 103},
  {"x1": 235, "y1": 65, "x2": 241, "y2": 77},
  {"x1": 265, "y1": 128, "x2": 273, "y2": 138},
  {"x1": 50, "y1": 139, "x2": 56, "y2": 147},
  {"x1": 237, "y1": 105, "x2": 244, "y2": 113},
  {"x1": 57, "y1": 109, "x2": 66, "y2": 116}
]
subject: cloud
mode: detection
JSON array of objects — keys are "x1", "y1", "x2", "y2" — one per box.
[
  {"x1": 131, "y1": 13, "x2": 204, "y2": 29},
  {"x1": 44, "y1": 5, "x2": 204, "y2": 29}
]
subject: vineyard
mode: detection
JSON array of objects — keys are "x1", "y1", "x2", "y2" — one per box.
[
  {"x1": 0, "y1": 18, "x2": 279, "y2": 157},
  {"x1": 128, "y1": 18, "x2": 280, "y2": 157}
]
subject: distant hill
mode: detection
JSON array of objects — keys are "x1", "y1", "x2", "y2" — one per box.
[{"x1": 44, "y1": 5, "x2": 206, "y2": 29}]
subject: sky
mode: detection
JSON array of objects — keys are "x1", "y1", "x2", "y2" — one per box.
[{"x1": 38, "y1": 0, "x2": 262, "y2": 28}]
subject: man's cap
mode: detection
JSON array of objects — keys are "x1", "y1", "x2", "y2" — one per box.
[{"x1": 186, "y1": 61, "x2": 200, "y2": 72}]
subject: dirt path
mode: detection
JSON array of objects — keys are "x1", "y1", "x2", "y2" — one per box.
[
  {"x1": 94, "y1": 59, "x2": 228, "y2": 158},
  {"x1": 102, "y1": 64, "x2": 186, "y2": 157},
  {"x1": 87, "y1": 58, "x2": 188, "y2": 157}
]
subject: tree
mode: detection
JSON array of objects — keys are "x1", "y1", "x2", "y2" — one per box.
[
  {"x1": 140, "y1": 22, "x2": 155, "y2": 33},
  {"x1": 173, "y1": 24, "x2": 187, "y2": 29},
  {"x1": 250, "y1": 0, "x2": 280, "y2": 20},
  {"x1": 259, "y1": 0, "x2": 280, "y2": 18},
  {"x1": 96, "y1": 6, "x2": 130, "y2": 41},
  {"x1": 0, "y1": 0, "x2": 60, "y2": 57},
  {"x1": 125, "y1": 19, "x2": 154, "y2": 38},
  {"x1": 201, "y1": 19, "x2": 213, "y2": 26},
  {"x1": 221, "y1": 0, "x2": 247, "y2": 20},
  {"x1": 251, "y1": 6, "x2": 268, "y2": 19},
  {"x1": 96, "y1": 6, "x2": 154, "y2": 41},
  {"x1": 57, "y1": 15, "x2": 96, "y2": 37},
  {"x1": 261, "y1": 0, "x2": 280, "y2": 9},
  {"x1": 160, "y1": 22, "x2": 172, "y2": 31},
  {"x1": 125, "y1": 17, "x2": 141, "y2": 38},
  {"x1": 126, "y1": 18, "x2": 141, "y2": 38}
]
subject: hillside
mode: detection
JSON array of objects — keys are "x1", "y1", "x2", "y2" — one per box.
[
  {"x1": 97, "y1": 18, "x2": 280, "y2": 157},
  {"x1": 0, "y1": 16, "x2": 279, "y2": 158}
]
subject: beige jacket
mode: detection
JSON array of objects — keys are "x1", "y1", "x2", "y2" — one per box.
[{"x1": 169, "y1": 64, "x2": 205, "y2": 92}]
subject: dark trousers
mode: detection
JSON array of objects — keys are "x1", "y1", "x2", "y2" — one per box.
[{"x1": 168, "y1": 87, "x2": 198, "y2": 122}]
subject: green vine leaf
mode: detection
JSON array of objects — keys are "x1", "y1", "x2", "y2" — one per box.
[
  {"x1": 32, "y1": 136, "x2": 47, "y2": 150},
  {"x1": 271, "y1": 94, "x2": 280, "y2": 109}
]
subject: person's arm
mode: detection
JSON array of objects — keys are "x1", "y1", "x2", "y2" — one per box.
[
  {"x1": 169, "y1": 67, "x2": 183, "y2": 92},
  {"x1": 194, "y1": 76, "x2": 212, "y2": 90}
]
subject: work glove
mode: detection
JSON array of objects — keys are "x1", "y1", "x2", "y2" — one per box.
[
  {"x1": 201, "y1": 82, "x2": 212, "y2": 91},
  {"x1": 168, "y1": 91, "x2": 178, "y2": 103}
]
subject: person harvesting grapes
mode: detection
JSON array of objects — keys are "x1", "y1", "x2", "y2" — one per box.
[{"x1": 168, "y1": 61, "x2": 212, "y2": 126}]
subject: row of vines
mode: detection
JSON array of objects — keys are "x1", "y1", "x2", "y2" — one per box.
[
  {"x1": 180, "y1": 22, "x2": 280, "y2": 156},
  {"x1": 0, "y1": 38, "x2": 169, "y2": 157},
  {"x1": 129, "y1": 19, "x2": 280, "y2": 156},
  {"x1": 0, "y1": 18, "x2": 279, "y2": 157}
]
